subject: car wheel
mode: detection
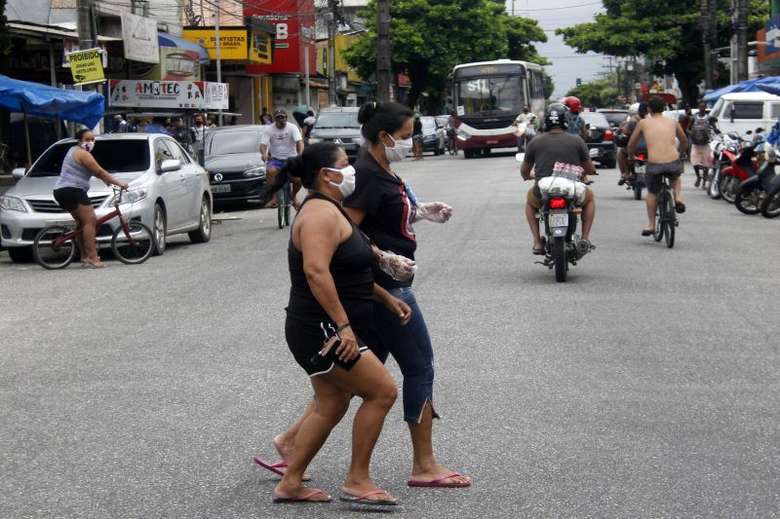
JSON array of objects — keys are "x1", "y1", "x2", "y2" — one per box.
[
  {"x1": 8, "y1": 246, "x2": 33, "y2": 263},
  {"x1": 152, "y1": 203, "x2": 167, "y2": 256},
  {"x1": 188, "y1": 195, "x2": 212, "y2": 243}
]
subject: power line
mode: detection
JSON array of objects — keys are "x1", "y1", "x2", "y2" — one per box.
[{"x1": 516, "y1": 1, "x2": 602, "y2": 12}]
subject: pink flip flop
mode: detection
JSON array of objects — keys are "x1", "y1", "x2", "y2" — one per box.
[
  {"x1": 407, "y1": 471, "x2": 471, "y2": 488},
  {"x1": 273, "y1": 488, "x2": 331, "y2": 503},
  {"x1": 253, "y1": 457, "x2": 312, "y2": 482}
]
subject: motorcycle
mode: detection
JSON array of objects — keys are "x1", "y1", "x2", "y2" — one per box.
[
  {"x1": 735, "y1": 144, "x2": 776, "y2": 215},
  {"x1": 626, "y1": 152, "x2": 647, "y2": 200},
  {"x1": 517, "y1": 154, "x2": 594, "y2": 282},
  {"x1": 719, "y1": 140, "x2": 757, "y2": 204},
  {"x1": 708, "y1": 132, "x2": 741, "y2": 200}
]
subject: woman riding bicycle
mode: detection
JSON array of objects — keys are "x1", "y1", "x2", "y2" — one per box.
[{"x1": 53, "y1": 129, "x2": 128, "y2": 268}]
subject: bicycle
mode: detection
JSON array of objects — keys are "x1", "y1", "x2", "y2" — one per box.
[
  {"x1": 652, "y1": 174, "x2": 678, "y2": 249},
  {"x1": 33, "y1": 188, "x2": 154, "y2": 269},
  {"x1": 277, "y1": 180, "x2": 292, "y2": 229}
]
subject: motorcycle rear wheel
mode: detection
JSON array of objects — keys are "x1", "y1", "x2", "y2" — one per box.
[
  {"x1": 633, "y1": 183, "x2": 642, "y2": 200},
  {"x1": 760, "y1": 190, "x2": 780, "y2": 218},
  {"x1": 735, "y1": 190, "x2": 762, "y2": 215},
  {"x1": 552, "y1": 237, "x2": 567, "y2": 283}
]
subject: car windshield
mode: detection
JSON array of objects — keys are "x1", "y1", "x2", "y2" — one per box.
[
  {"x1": 457, "y1": 76, "x2": 525, "y2": 115},
  {"x1": 208, "y1": 131, "x2": 261, "y2": 155},
  {"x1": 314, "y1": 112, "x2": 360, "y2": 129},
  {"x1": 581, "y1": 112, "x2": 610, "y2": 128},
  {"x1": 27, "y1": 140, "x2": 151, "y2": 177},
  {"x1": 601, "y1": 111, "x2": 628, "y2": 126}
]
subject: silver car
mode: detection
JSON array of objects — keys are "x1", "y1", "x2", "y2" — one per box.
[{"x1": 0, "y1": 133, "x2": 213, "y2": 262}]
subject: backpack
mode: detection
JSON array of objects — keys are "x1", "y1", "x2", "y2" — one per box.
[
  {"x1": 690, "y1": 115, "x2": 711, "y2": 145},
  {"x1": 567, "y1": 114, "x2": 584, "y2": 136}
]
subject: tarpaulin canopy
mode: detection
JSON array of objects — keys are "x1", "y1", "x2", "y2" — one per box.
[
  {"x1": 158, "y1": 33, "x2": 210, "y2": 65},
  {"x1": 0, "y1": 74, "x2": 105, "y2": 128},
  {"x1": 703, "y1": 76, "x2": 780, "y2": 103}
]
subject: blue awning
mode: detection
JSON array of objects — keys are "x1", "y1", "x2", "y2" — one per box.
[
  {"x1": 0, "y1": 74, "x2": 105, "y2": 128},
  {"x1": 158, "y1": 33, "x2": 210, "y2": 65},
  {"x1": 703, "y1": 76, "x2": 780, "y2": 103}
]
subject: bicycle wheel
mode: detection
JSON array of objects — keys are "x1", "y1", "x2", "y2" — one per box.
[
  {"x1": 33, "y1": 225, "x2": 77, "y2": 269},
  {"x1": 653, "y1": 191, "x2": 665, "y2": 242},
  {"x1": 664, "y1": 193, "x2": 676, "y2": 248},
  {"x1": 111, "y1": 222, "x2": 154, "y2": 264}
]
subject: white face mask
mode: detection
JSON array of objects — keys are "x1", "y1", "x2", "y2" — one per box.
[
  {"x1": 384, "y1": 135, "x2": 413, "y2": 162},
  {"x1": 327, "y1": 165, "x2": 356, "y2": 198},
  {"x1": 80, "y1": 141, "x2": 95, "y2": 153}
]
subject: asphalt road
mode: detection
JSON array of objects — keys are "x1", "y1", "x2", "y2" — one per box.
[{"x1": 1, "y1": 152, "x2": 778, "y2": 518}]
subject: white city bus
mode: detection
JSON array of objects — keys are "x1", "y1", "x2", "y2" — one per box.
[{"x1": 451, "y1": 59, "x2": 546, "y2": 158}]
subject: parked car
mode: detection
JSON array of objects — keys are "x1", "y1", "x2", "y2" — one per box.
[
  {"x1": 420, "y1": 116, "x2": 446, "y2": 155},
  {"x1": 203, "y1": 125, "x2": 267, "y2": 205},
  {"x1": 597, "y1": 109, "x2": 629, "y2": 129},
  {"x1": 708, "y1": 92, "x2": 780, "y2": 136},
  {"x1": 580, "y1": 111, "x2": 617, "y2": 168},
  {"x1": 309, "y1": 107, "x2": 363, "y2": 162},
  {"x1": 0, "y1": 134, "x2": 212, "y2": 262}
]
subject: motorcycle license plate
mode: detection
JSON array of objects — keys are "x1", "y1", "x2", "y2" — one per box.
[
  {"x1": 635, "y1": 164, "x2": 646, "y2": 173},
  {"x1": 549, "y1": 213, "x2": 569, "y2": 228},
  {"x1": 589, "y1": 148, "x2": 599, "y2": 157}
]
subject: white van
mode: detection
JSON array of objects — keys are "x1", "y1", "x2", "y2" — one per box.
[{"x1": 709, "y1": 92, "x2": 780, "y2": 136}]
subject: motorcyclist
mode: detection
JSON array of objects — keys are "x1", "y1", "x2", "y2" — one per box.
[
  {"x1": 520, "y1": 103, "x2": 596, "y2": 255},
  {"x1": 617, "y1": 102, "x2": 648, "y2": 185},
  {"x1": 562, "y1": 96, "x2": 588, "y2": 140},
  {"x1": 513, "y1": 106, "x2": 538, "y2": 152}
]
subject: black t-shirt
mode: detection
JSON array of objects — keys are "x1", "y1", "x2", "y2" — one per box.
[
  {"x1": 524, "y1": 131, "x2": 589, "y2": 179},
  {"x1": 344, "y1": 149, "x2": 417, "y2": 289},
  {"x1": 413, "y1": 119, "x2": 423, "y2": 136}
]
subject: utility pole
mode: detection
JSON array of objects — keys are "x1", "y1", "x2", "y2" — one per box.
[
  {"x1": 376, "y1": 0, "x2": 391, "y2": 102},
  {"x1": 701, "y1": 0, "x2": 713, "y2": 90},
  {"x1": 77, "y1": 0, "x2": 95, "y2": 50},
  {"x1": 215, "y1": 0, "x2": 223, "y2": 125},
  {"x1": 734, "y1": 0, "x2": 749, "y2": 81},
  {"x1": 327, "y1": 0, "x2": 338, "y2": 106}
]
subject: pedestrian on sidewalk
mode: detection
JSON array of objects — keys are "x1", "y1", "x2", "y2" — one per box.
[
  {"x1": 412, "y1": 115, "x2": 423, "y2": 160},
  {"x1": 261, "y1": 142, "x2": 409, "y2": 506},
  {"x1": 688, "y1": 102, "x2": 718, "y2": 187}
]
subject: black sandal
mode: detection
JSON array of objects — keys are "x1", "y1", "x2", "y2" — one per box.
[
  {"x1": 675, "y1": 201, "x2": 686, "y2": 213},
  {"x1": 641, "y1": 229, "x2": 654, "y2": 237}
]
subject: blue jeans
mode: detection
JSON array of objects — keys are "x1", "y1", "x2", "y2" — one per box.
[{"x1": 372, "y1": 287, "x2": 437, "y2": 423}]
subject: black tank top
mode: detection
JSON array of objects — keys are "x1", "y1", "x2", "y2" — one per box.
[{"x1": 287, "y1": 192, "x2": 375, "y2": 320}]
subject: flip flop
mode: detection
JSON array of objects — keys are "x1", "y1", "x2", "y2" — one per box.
[
  {"x1": 253, "y1": 457, "x2": 311, "y2": 482},
  {"x1": 641, "y1": 229, "x2": 654, "y2": 237},
  {"x1": 272, "y1": 488, "x2": 331, "y2": 504},
  {"x1": 675, "y1": 201, "x2": 686, "y2": 213},
  {"x1": 407, "y1": 471, "x2": 472, "y2": 488},
  {"x1": 339, "y1": 489, "x2": 398, "y2": 506}
]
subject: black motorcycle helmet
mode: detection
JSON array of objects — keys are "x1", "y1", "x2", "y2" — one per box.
[{"x1": 544, "y1": 103, "x2": 569, "y2": 131}]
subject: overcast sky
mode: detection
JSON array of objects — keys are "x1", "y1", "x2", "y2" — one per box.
[{"x1": 504, "y1": 0, "x2": 606, "y2": 98}]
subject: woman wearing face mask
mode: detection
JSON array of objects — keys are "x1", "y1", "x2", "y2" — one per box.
[
  {"x1": 342, "y1": 101, "x2": 469, "y2": 488},
  {"x1": 52, "y1": 129, "x2": 129, "y2": 268},
  {"x1": 268, "y1": 142, "x2": 410, "y2": 505}
]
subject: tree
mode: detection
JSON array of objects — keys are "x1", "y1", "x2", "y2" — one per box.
[
  {"x1": 557, "y1": 0, "x2": 768, "y2": 105},
  {"x1": 543, "y1": 73, "x2": 555, "y2": 100},
  {"x1": 566, "y1": 79, "x2": 620, "y2": 107},
  {"x1": 344, "y1": 0, "x2": 548, "y2": 110}
]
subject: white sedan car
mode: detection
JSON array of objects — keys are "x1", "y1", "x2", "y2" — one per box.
[{"x1": 0, "y1": 133, "x2": 213, "y2": 262}]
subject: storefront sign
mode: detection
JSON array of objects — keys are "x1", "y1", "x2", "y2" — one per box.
[
  {"x1": 63, "y1": 40, "x2": 108, "y2": 68},
  {"x1": 250, "y1": 31, "x2": 272, "y2": 64},
  {"x1": 182, "y1": 28, "x2": 249, "y2": 61},
  {"x1": 121, "y1": 13, "x2": 160, "y2": 64},
  {"x1": 204, "y1": 82, "x2": 229, "y2": 109},
  {"x1": 136, "y1": 48, "x2": 201, "y2": 81},
  {"x1": 109, "y1": 80, "x2": 228, "y2": 109},
  {"x1": 68, "y1": 48, "x2": 106, "y2": 85},
  {"x1": 246, "y1": 0, "x2": 316, "y2": 75}
]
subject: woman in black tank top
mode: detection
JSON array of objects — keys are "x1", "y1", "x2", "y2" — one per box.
[{"x1": 260, "y1": 143, "x2": 411, "y2": 506}]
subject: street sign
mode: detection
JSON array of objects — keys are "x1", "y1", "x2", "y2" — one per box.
[{"x1": 67, "y1": 48, "x2": 106, "y2": 86}]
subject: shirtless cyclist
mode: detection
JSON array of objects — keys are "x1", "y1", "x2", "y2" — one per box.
[{"x1": 627, "y1": 96, "x2": 688, "y2": 237}]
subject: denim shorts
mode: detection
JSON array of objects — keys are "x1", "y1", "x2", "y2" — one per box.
[{"x1": 372, "y1": 287, "x2": 438, "y2": 423}]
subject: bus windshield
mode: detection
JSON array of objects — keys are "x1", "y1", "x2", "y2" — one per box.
[{"x1": 457, "y1": 76, "x2": 525, "y2": 116}]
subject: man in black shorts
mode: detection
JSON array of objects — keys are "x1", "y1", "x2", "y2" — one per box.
[{"x1": 628, "y1": 96, "x2": 688, "y2": 236}]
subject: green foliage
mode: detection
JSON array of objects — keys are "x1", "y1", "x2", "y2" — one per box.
[
  {"x1": 543, "y1": 72, "x2": 555, "y2": 100},
  {"x1": 343, "y1": 0, "x2": 549, "y2": 108},
  {"x1": 557, "y1": 0, "x2": 769, "y2": 104},
  {"x1": 0, "y1": 0, "x2": 12, "y2": 64},
  {"x1": 566, "y1": 79, "x2": 620, "y2": 107}
]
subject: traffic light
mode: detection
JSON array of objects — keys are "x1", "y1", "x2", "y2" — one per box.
[{"x1": 576, "y1": 78, "x2": 582, "y2": 87}]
